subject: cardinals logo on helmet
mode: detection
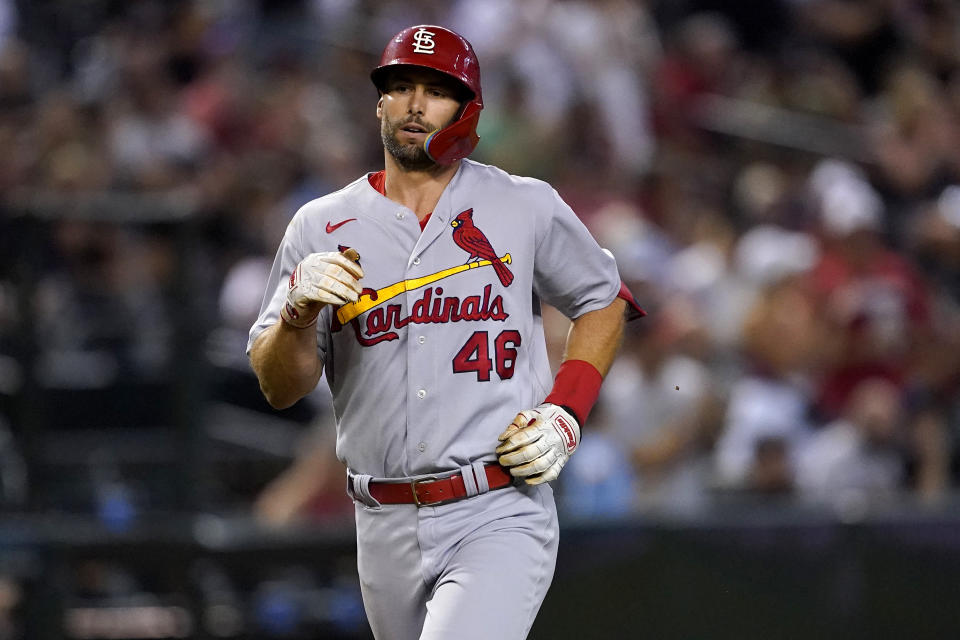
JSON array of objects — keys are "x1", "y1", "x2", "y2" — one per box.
[{"x1": 450, "y1": 209, "x2": 514, "y2": 287}]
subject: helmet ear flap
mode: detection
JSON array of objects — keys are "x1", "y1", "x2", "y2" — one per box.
[{"x1": 423, "y1": 100, "x2": 481, "y2": 165}]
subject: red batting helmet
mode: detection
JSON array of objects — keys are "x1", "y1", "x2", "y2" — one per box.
[{"x1": 371, "y1": 25, "x2": 482, "y2": 165}]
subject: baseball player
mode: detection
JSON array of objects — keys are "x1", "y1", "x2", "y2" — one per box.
[{"x1": 248, "y1": 25, "x2": 643, "y2": 640}]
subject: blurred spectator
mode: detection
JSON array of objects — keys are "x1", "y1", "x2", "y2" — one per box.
[
  {"x1": 907, "y1": 188, "x2": 960, "y2": 475},
  {"x1": 601, "y1": 300, "x2": 721, "y2": 512},
  {"x1": 542, "y1": 0, "x2": 659, "y2": 177},
  {"x1": 714, "y1": 260, "x2": 825, "y2": 492},
  {"x1": 107, "y1": 68, "x2": 208, "y2": 189},
  {"x1": 912, "y1": 185, "x2": 960, "y2": 308},
  {"x1": 653, "y1": 11, "x2": 741, "y2": 144},
  {"x1": 796, "y1": 377, "x2": 906, "y2": 505},
  {"x1": 472, "y1": 70, "x2": 564, "y2": 180},
  {"x1": 870, "y1": 63, "x2": 960, "y2": 209},
  {"x1": 807, "y1": 159, "x2": 933, "y2": 420}
]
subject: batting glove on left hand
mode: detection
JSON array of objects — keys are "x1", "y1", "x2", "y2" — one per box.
[{"x1": 496, "y1": 403, "x2": 580, "y2": 485}]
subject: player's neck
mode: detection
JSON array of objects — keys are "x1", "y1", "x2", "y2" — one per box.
[{"x1": 382, "y1": 154, "x2": 460, "y2": 220}]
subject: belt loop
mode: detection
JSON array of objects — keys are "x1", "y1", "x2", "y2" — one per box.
[
  {"x1": 460, "y1": 464, "x2": 479, "y2": 497},
  {"x1": 472, "y1": 460, "x2": 490, "y2": 495},
  {"x1": 348, "y1": 470, "x2": 380, "y2": 508}
]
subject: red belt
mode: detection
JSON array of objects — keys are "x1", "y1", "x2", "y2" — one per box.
[{"x1": 367, "y1": 464, "x2": 515, "y2": 507}]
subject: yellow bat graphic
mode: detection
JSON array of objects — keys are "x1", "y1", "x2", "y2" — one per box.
[{"x1": 337, "y1": 254, "x2": 512, "y2": 324}]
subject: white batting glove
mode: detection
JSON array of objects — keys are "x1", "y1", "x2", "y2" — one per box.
[
  {"x1": 280, "y1": 249, "x2": 363, "y2": 328},
  {"x1": 496, "y1": 403, "x2": 580, "y2": 485}
]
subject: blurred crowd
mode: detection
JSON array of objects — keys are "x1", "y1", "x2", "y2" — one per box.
[{"x1": 0, "y1": 0, "x2": 959, "y2": 527}]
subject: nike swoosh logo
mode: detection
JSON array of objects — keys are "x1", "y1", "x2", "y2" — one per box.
[{"x1": 326, "y1": 218, "x2": 357, "y2": 233}]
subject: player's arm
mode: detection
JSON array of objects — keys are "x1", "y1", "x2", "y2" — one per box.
[
  {"x1": 497, "y1": 297, "x2": 626, "y2": 484},
  {"x1": 250, "y1": 321, "x2": 325, "y2": 410},
  {"x1": 251, "y1": 249, "x2": 363, "y2": 409},
  {"x1": 559, "y1": 296, "x2": 627, "y2": 379}
]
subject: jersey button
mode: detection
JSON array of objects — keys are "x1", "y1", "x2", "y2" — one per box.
[
  {"x1": 413, "y1": 257, "x2": 421, "y2": 265},
  {"x1": 417, "y1": 442, "x2": 427, "y2": 452},
  {"x1": 396, "y1": 211, "x2": 405, "y2": 220},
  {"x1": 416, "y1": 389, "x2": 426, "y2": 399},
  {"x1": 418, "y1": 336, "x2": 426, "y2": 344}
]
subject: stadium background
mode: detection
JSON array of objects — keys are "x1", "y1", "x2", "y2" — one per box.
[{"x1": 0, "y1": 0, "x2": 959, "y2": 637}]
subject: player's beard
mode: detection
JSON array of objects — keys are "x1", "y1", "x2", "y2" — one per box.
[{"x1": 381, "y1": 115, "x2": 442, "y2": 171}]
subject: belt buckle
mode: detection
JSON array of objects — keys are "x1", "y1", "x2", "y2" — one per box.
[{"x1": 410, "y1": 475, "x2": 440, "y2": 507}]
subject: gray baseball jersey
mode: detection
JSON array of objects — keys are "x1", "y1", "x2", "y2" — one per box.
[
  {"x1": 248, "y1": 159, "x2": 620, "y2": 477},
  {"x1": 248, "y1": 158, "x2": 621, "y2": 639}
]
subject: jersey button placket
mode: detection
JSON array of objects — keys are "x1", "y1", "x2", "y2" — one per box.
[{"x1": 405, "y1": 250, "x2": 434, "y2": 464}]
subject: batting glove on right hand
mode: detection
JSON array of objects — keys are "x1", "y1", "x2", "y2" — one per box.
[
  {"x1": 496, "y1": 403, "x2": 580, "y2": 485},
  {"x1": 280, "y1": 249, "x2": 363, "y2": 328}
]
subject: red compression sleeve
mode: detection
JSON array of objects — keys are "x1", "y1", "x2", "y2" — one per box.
[{"x1": 544, "y1": 359, "x2": 603, "y2": 425}]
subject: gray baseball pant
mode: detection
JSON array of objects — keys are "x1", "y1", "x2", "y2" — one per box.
[{"x1": 351, "y1": 481, "x2": 559, "y2": 640}]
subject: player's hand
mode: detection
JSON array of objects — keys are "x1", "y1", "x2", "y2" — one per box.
[
  {"x1": 495, "y1": 403, "x2": 580, "y2": 485},
  {"x1": 280, "y1": 249, "x2": 363, "y2": 328}
]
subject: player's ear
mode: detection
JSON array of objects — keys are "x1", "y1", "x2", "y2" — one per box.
[{"x1": 376, "y1": 97, "x2": 383, "y2": 119}]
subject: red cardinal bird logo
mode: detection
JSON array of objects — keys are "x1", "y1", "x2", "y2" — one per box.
[{"x1": 450, "y1": 209, "x2": 514, "y2": 287}]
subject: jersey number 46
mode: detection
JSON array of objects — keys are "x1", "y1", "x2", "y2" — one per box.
[{"x1": 452, "y1": 330, "x2": 521, "y2": 382}]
